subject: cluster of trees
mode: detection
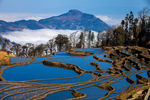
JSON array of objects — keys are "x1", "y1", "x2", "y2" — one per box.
[
  {"x1": 10, "y1": 40, "x2": 56, "y2": 57},
  {"x1": 0, "y1": 37, "x2": 10, "y2": 50},
  {"x1": 0, "y1": 30, "x2": 101, "y2": 57},
  {"x1": 102, "y1": 8, "x2": 150, "y2": 48},
  {"x1": 53, "y1": 30, "x2": 97, "y2": 52}
]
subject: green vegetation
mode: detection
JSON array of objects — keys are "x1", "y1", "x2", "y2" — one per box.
[
  {"x1": 55, "y1": 34, "x2": 69, "y2": 51},
  {"x1": 102, "y1": 8, "x2": 150, "y2": 48}
]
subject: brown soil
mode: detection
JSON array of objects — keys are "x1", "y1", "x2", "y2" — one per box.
[{"x1": 0, "y1": 51, "x2": 14, "y2": 66}]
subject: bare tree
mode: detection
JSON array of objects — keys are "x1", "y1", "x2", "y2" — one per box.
[
  {"x1": 11, "y1": 44, "x2": 22, "y2": 57},
  {"x1": 69, "y1": 31, "x2": 78, "y2": 48},
  {"x1": 2, "y1": 39, "x2": 9, "y2": 50}
]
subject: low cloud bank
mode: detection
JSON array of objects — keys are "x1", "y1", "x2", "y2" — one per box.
[
  {"x1": 2, "y1": 29, "x2": 78, "y2": 45},
  {"x1": 96, "y1": 15, "x2": 122, "y2": 26}
]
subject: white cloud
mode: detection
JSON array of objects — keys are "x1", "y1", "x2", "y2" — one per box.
[
  {"x1": 96, "y1": 15, "x2": 122, "y2": 26},
  {"x1": 0, "y1": 13, "x2": 56, "y2": 22},
  {"x1": 2, "y1": 29, "x2": 100, "y2": 45},
  {"x1": 2, "y1": 29, "x2": 78, "y2": 45},
  {"x1": 97, "y1": 15, "x2": 111, "y2": 22}
]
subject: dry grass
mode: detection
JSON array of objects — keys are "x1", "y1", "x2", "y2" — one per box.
[{"x1": 0, "y1": 50, "x2": 14, "y2": 66}]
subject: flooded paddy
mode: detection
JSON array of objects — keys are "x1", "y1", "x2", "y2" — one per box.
[{"x1": 0, "y1": 48, "x2": 149, "y2": 100}]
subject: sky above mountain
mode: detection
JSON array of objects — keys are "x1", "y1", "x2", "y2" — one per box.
[{"x1": 0, "y1": 0, "x2": 149, "y2": 25}]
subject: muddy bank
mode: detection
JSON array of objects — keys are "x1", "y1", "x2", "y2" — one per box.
[
  {"x1": 66, "y1": 50, "x2": 95, "y2": 56},
  {"x1": 119, "y1": 84, "x2": 150, "y2": 100},
  {"x1": 126, "y1": 77, "x2": 135, "y2": 84},
  {"x1": 127, "y1": 46, "x2": 150, "y2": 65},
  {"x1": 70, "y1": 90, "x2": 87, "y2": 100},
  {"x1": 98, "y1": 84, "x2": 114, "y2": 91},
  {"x1": 43, "y1": 60, "x2": 102, "y2": 77},
  {"x1": 104, "y1": 46, "x2": 150, "y2": 66},
  {"x1": 43, "y1": 60, "x2": 85, "y2": 74},
  {"x1": 93, "y1": 55, "x2": 113, "y2": 64},
  {"x1": 102, "y1": 46, "x2": 150, "y2": 100}
]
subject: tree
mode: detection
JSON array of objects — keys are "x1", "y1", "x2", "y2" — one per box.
[
  {"x1": 47, "y1": 39, "x2": 56, "y2": 54},
  {"x1": 11, "y1": 44, "x2": 22, "y2": 57},
  {"x1": 96, "y1": 31, "x2": 102, "y2": 47},
  {"x1": 55, "y1": 34, "x2": 69, "y2": 51},
  {"x1": 88, "y1": 31, "x2": 92, "y2": 48},
  {"x1": 129, "y1": 11, "x2": 134, "y2": 28},
  {"x1": 101, "y1": 9, "x2": 150, "y2": 47},
  {"x1": 133, "y1": 18, "x2": 139, "y2": 45},
  {"x1": 78, "y1": 32, "x2": 85, "y2": 48},
  {"x1": 91, "y1": 32, "x2": 95, "y2": 47},
  {"x1": 129, "y1": 11, "x2": 134, "y2": 40},
  {"x1": 102, "y1": 30, "x2": 113, "y2": 46},
  {"x1": 113, "y1": 27, "x2": 126, "y2": 46},
  {"x1": 124, "y1": 14, "x2": 130, "y2": 45},
  {"x1": 138, "y1": 8, "x2": 150, "y2": 46},
  {"x1": 22, "y1": 45, "x2": 28, "y2": 57},
  {"x1": 34, "y1": 44, "x2": 45, "y2": 56},
  {"x1": 125, "y1": 14, "x2": 129, "y2": 32},
  {"x1": 2, "y1": 39, "x2": 9, "y2": 51},
  {"x1": 0, "y1": 37, "x2": 2, "y2": 50},
  {"x1": 69, "y1": 31, "x2": 78, "y2": 48},
  {"x1": 121, "y1": 20, "x2": 125, "y2": 29},
  {"x1": 28, "y1": 47, "x2": 35, "y2": 57}
]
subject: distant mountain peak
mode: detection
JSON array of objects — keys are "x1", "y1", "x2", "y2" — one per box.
[
  {"x1": 68, "y1": 9, "x2": 82, "y2": 14},
  {"x1": 62, "y1": 9, "x2": 83, "y2": 17},
  {"x1": 0, "y1": 10, "x2": 110, "y2": 33}
]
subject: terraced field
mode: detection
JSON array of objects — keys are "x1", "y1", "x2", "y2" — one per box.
[{"x1": 0, "y1": 47, "x2": 149, "y2": 100}]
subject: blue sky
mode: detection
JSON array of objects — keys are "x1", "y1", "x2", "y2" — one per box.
[
  {"x1": 1, "y1": 0, "x2": 150, "y2": 44},
  {"x1": 0, "y1": 0, "x2": 149, "y2": 25}
]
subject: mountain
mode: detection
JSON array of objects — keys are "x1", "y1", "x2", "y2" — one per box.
[{"x1": 0, "y1": 9, "x2": 110, "y2": 33}]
